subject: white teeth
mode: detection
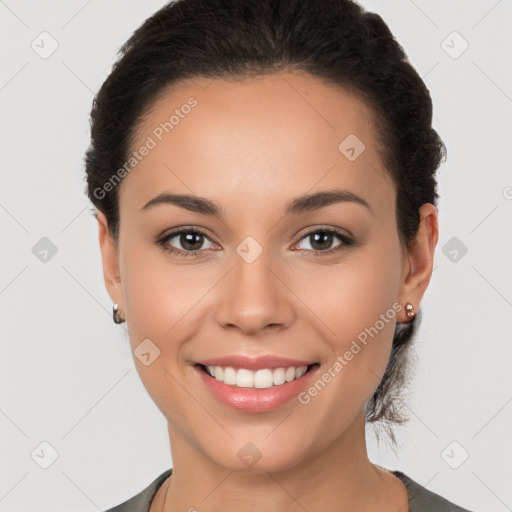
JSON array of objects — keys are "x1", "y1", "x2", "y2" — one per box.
[
  {"x1": 204, "y1": 365, "x2": 310, "y2": 388},
  {"x1": 285, "y1": 367, "x2": 296, "y2": 382},
  {"x1": 214, "y1": 366, "x2": 224, "y2": 381},
  {"x1": 223, "y1": 366, "x2": 237, "y2": 385},
  {"x1": 254, "y1": 369, "x2": 273, "y2": 389},
  {"x1": 295, "y1": 366, "x2": 307, "y2": 379},
  {"x1": 236, "y1": 368, "x2": 254, "y2": 388},
  {"x1": 273, "y1": 367, "x2": 286, "y2": 385}
]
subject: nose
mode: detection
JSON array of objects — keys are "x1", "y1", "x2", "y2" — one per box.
[{"x1": 214, "y1": 247, "x2": 295, "y2": 336}]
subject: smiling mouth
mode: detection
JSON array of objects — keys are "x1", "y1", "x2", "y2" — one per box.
[{"x1": 196, "y1": 363, "x2": 320, "y2": 389}]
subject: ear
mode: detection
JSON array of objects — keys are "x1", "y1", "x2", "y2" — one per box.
[
  {"x1": 96, "y1": 210, "x2": 124, "y2": 310},
  {"x1": 397, "y1": 203, "x2": 439, "y2": 322}
]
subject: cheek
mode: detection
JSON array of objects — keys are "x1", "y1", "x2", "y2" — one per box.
[
  {"x1": 119, "y1": 249, "x2": 199, "y2": 423},
  {"x1": 120, "y1": 236, "x2": 201, "y2": 341},
  {"x1": 118, "y1": 237, "x2": 225, "y2": 398},
  {"x1": 293, "y1": 238, "x2": 402, "y2": 405},
  {"x1": 292, "y1": 233, "x2": 401, "y2": 343}
]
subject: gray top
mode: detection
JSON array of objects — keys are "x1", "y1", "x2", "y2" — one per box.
[{"x1": 104, "y1": 468, "x2": 473, "y2": 512}]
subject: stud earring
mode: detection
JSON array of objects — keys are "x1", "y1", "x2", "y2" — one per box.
[
  {"x1": 404, "y1": 302, "x2": 416, "y2": 320},
  {"x1": 113, "y1": 303, "x2": 125, "y2": 324}
]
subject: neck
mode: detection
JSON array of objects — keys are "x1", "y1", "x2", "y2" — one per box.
[{"x1": 157, "y1": 409, "x2": 407, "y2": 512}]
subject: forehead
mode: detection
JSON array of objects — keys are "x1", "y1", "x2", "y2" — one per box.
[{"x1": 119, "y1": 71, "x2": 395, "y2": 216}]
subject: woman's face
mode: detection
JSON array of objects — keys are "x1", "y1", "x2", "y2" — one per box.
[{"x1": 98, "y1": 71, "x2": 437, "y2": 472}]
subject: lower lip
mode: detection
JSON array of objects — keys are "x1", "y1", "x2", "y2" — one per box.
[{"x1": 194, "y1": 364, "x2": 319, "y2": 413}]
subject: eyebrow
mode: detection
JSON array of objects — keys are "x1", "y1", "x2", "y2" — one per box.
[{"x1": 141, "y1": 187, "x2": 372, "y2": 216}]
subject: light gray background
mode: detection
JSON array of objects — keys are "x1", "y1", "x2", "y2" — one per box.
[{"x1": 1, "y1": 1, "x2": 511, "y2": 511}]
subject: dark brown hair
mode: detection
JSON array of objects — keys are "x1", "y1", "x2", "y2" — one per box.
[{"x1": 84, "y1": 0, "x2": 446, "y2": 446}]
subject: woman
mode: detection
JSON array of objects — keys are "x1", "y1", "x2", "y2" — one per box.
[{"x1": 85, "y1": 0, "x2": 474, "y2": 510}]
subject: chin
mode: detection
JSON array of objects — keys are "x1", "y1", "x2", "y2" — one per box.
[{"x1": 196, "y1": 432, "x2": 313, "y2": 474}]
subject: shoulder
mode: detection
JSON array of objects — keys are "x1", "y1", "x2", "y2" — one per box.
[
  {"x1": 392, "y1": 471, "x2": 475, "y2": 512},
  {"x1": 104, "y1": 468, "x2": 173, "y2": 512}
]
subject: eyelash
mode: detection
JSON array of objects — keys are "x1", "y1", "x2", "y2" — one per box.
[{"x1": 156, "y1": 226, "x2": 355, "y2": 258}]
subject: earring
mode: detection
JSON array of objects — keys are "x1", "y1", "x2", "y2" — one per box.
[
  {"x1": 113, "y1": 303, "x2": 125, "y2": 324},
  {"x1": 404, "y1": 302, "x2": 416, "y2": 320}
]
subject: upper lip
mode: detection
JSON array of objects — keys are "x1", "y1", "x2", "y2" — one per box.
[{"x1": 195, "y1": 355, "x2": 317, "y2": 371}]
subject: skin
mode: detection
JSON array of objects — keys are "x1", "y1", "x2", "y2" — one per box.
[{"x1": 97, "y1": 70, "x2": 438, "y2": 511}]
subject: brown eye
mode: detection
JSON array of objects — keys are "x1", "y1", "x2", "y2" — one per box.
[
  {"x1": 294, "y1": 228, "x2": 354, "y2": 256},
  {"x1": 173, "y1": 231, "x2": 205, "y2": 251},
  {"x1": 157, "y1": 228, "x2": 216, "y2": 257}
]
